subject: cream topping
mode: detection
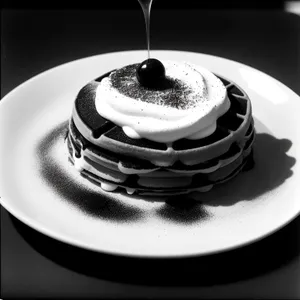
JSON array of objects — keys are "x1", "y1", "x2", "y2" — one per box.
[{"x1": 95, "y1": 60, "x2": 230, "y2": 143}]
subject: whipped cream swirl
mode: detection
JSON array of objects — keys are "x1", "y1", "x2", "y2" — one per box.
[{"x1": 95, "y1": 61, "x2": 230, "y2": 143}]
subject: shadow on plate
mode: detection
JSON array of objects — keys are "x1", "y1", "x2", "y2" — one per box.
[
  {"x1": 193, "y1": 132, "x2": 296, "y2": 206},
  {"x1": 35, "y1": 121, "x2": 296, "y2": 224},
  {"x1": 10, "y1": 212, "x2": 300, "y2": 287},
  {"x1": 15, "y1": 120, "x2": 299, "y2": 286},
  {"x1": 35, "y1": 121, "x2": 144, "y2": 223}
]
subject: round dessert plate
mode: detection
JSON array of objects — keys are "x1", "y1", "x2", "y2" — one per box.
[{"x1": 1, "y1": 50, "x2": 300, "y2": 258}]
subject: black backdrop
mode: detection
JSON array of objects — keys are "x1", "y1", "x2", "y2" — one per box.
[{"x1": 1, "y1": 0, "x2": 286, "y2": 10}]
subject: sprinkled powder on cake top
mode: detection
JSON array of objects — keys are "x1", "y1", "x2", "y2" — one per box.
[{"x1": 110, "y1": 63, "x2": 199, "y2": 110}]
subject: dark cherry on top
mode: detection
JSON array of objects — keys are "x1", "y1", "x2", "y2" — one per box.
[{"x1": 136, "y1": 58, "x2": 166, "y2": 88}]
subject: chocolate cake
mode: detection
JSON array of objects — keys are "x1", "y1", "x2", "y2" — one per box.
[{"x1": 67, "y1": 60, "x2": 255, "y2": 198}]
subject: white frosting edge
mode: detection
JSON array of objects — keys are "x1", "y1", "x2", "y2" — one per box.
[{"x1": 95, "y1": 61, "x2": 230, "y2": 143}]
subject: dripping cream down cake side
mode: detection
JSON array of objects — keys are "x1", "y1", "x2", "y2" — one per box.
[{"x1": 67, "y1": 59, "x2": 255, "y2": 198}]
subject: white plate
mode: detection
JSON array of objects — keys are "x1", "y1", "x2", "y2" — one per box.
[{"x1": 1, "y1": 50, "x2": 300, "y2": 258}]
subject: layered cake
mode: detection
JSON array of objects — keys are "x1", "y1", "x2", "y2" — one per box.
[{"x1": 67, "y1": 59, "x2": 255, "y2": 198}]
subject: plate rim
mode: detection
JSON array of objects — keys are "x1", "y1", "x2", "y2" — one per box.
[
  {"x1": 1, "y1": 49, "x2": 299, "y2": 105},
  {"x1": 1, "y1": 49, "x2": 300, "y2": 258}
]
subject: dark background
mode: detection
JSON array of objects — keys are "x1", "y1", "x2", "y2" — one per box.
[
  {"x1": 0, "y1": 0, "x2": 289, "y2": 10},
  {"x1": 2, "y1": 2, "x2": 300, "y2": 98},
  {"x1": 1, "y1": 1, "x2": 300, "y2": 299}
]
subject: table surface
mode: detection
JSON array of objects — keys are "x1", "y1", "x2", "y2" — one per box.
[{"x1": 1, "y1": 9, "x2": 300, "y2": 299}]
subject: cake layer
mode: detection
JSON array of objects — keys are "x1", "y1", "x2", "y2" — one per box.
[
  {"x1": 68, "y1": 146, "x2": 253, "y2": 197},
  {"x1": 67, "y1": 127, "x2": 255, "y2": 194},
  {"x1": 68, "y1": 116, "x2": 254, "y2": 175}
]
